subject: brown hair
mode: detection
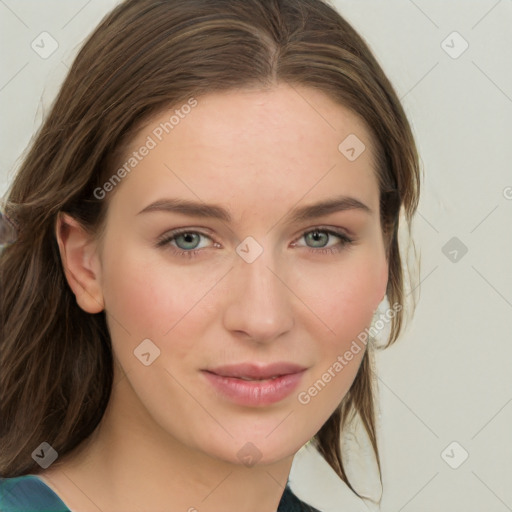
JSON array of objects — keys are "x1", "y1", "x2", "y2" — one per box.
[{"x1": 0, "y1": 0, "x2": 420, "y2": 498}]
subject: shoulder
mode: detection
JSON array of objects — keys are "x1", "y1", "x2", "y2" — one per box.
[
  {"x1": 279, "y1": 485, "x2": 322, "y2": 512},
  {"x1": 0, "y1": 475, "x2": 70, "y2": 512}
]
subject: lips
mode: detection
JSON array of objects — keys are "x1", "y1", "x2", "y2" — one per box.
[
  {"x1": 204, "y1": 362, "x2": 307, "y2": 380},
  {"x1": 202, "y1": 362, "x2": 308, "y2": 406}
]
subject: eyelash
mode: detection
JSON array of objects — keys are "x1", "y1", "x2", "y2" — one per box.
[{"x1": 156, "y1": 227, "x2": 354, "y2": 259}]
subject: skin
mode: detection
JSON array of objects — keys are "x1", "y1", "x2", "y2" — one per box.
[{"x1": 44, "y1": 82, "x2": 388, "y2": 512}]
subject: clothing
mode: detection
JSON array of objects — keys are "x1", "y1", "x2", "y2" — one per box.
[
  {"x1": 0, "y1": 475, "x2": 321, "y2": 512},
  {"x1": 0, "y1": 475, "x2": 68, "y2": 512}
]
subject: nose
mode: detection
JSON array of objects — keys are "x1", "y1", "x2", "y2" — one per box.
[{"x1": 222, "y1": 248, "x2": 294, "y2": 344}]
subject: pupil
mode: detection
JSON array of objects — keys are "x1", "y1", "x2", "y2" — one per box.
[
  {"x1": 179, "y1": 233, "x2": 198, "y2": 249},
  {"x1": 309, "y1": 230, "x2": 326, "y2": 247}
]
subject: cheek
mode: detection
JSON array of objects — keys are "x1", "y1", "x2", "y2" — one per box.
[
  {"x1": 99, "y1": 239, "x2": 228, "y2": 383},
  {"x1": 100, "y1": 242, "x2": 199, "y2": 364},
  {"x1": 295, "y1": 250, "x2": 388, "y2": 347},
  {"x1": 102, "y1": 262, "x2": 177, "y2": 338},
  {"x1": 100, "y1": 240, "x2": 215, "y2": 339},
  {"x1": 292, "y1": 254, "x2": 385, "y2": 420}
]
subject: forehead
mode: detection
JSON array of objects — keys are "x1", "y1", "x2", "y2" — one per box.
[{"x1": 109, "y1": 83, "x2": 380, "y2": 219}]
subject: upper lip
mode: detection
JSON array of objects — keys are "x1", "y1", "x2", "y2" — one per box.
[{"x1": 204, "y1": 362, "x2": 307, "y2": 380}]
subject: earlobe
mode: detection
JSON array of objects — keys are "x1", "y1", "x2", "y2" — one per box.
[{"x1": 55, "y1": 213, "x2": 104, "y2": 314}]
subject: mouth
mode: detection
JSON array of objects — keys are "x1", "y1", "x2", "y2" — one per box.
[
  {"x1": 201, "y1": 362, "x2": 307, "y2": 406},
  {"x1": 236, "y1": 375, "x2": 281, "y2": 381},
  {"x1": 204, "y1": 362, "x2": 307, "y2": 380}
]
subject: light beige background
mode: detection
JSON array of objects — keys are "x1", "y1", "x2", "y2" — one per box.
[{"x1": 1, "y1": 1, "x2": 511, "y2": 511}]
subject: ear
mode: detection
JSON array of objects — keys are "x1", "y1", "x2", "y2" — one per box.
[{"x1": 55, "y1": 213, "x2": 104, "y2": 314}]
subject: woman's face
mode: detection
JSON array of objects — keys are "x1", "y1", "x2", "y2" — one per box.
[{"x1": 94, "y1": 83, "x2": 388, "y2": 465}]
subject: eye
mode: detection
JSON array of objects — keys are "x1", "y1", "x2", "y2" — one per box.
[
  {"x1": 293, "y1": 227, "x2": 354, "y2": 255},
  {"x1": 156, "y1": 226, "x2": 354, "y2": 259},
  {"x1": 156, "y1": 229, "x2": 215, "y2": 259}
]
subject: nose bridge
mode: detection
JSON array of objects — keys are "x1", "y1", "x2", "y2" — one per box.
[{"x1": 222, "y1": 243, "x2": 294, "y2": 342}]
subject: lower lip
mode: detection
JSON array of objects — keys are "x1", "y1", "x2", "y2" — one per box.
[{"x1": 202, "y1": 370, "x2": 306, "y2": 406}]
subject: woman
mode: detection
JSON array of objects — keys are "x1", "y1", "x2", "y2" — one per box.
[{"x1": 0, "y1": 0, "x2": 420, "y2": 510}]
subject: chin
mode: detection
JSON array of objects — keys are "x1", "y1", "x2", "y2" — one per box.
[{"x1": 196, "y1": 426, "x2": 308, "y2": 468}]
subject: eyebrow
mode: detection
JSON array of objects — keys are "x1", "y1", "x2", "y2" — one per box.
[{"x1": 137, "y1": 195, "x2": 372, "y2": 224}]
